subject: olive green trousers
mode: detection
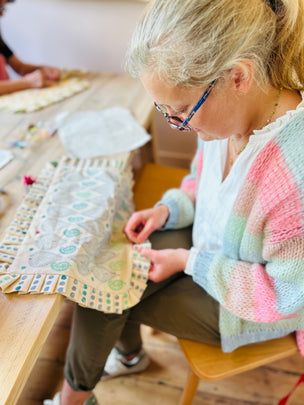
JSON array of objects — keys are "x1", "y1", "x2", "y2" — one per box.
[{"x1": 65, "y1": 228, "x2": 220, "y2": 391}]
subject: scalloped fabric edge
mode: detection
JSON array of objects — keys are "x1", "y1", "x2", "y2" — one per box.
[{"x1": 0, "y1": 155, "x2": 151, "y2": 313}]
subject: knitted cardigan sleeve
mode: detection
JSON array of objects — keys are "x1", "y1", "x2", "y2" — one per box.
[
  {"x1": 155, "y1": 138, "x2": 204, "y2": 229},
  {"x1": 191, "y1": 113, "x2": 304, "y2": 323}
]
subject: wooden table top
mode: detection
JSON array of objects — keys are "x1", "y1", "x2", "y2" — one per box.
[{"x1": 0, "y1": 71, "x2": 154, "y2": 405}]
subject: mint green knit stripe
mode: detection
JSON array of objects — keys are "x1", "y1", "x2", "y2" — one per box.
[
  {"x1": 156, "y1": 188, "x2": 195, "y2": 229},
  {"x1": 222, "y1": 214, "x2": 247, "y2": 259},
  {"x1": 192, "y1": 251, "x2": 235, "y2": 303},
  {"x1": 267, "y1": 257, "x2": 304, "y2": 282},
  {"x1": 276, "y1": 111, "x2": 304, "y2": 202},
  {"x1": 239, "y1": 232, "x2": 264, "y2": 263}
]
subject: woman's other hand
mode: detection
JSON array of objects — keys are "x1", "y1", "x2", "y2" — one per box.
[
  {"x1": 124, "y1": 204, "x2": 169, "y2": 244},
  {"x1": 139, "y1": 247, "x2": 190, "y2": 282}
]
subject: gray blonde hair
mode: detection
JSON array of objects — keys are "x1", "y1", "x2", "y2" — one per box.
[{"x1": 126, "y1": 0, "x2": 304, "y2": 90}]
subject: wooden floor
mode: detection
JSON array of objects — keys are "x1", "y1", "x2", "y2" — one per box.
[{"x1": 17, "y1": 300, "x2": 304, "y2": 405}]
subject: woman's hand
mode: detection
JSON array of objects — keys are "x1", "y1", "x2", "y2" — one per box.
[
  {"x1": 124, "y1": 205, "x2": 169, "y2": 244},
  {"x1": 139, "y1": 247, "x2": 190, "y2": 282}
]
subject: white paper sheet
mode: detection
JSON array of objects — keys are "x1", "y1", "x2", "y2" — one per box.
[
  {"x1": 0, "y1": 149, "x2": 13, "y2": 169},
  {"x1": 56, "y1": 107, "x2": 151, "y2": 158}
]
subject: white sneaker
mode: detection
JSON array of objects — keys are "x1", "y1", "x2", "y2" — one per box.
[
  {"x1": 43, "y1": 392, "x2": 61, "y2": 405},
  {"x1": 101, "y1": 347, "x2": 150, "y2": 381},
  {"x1": 43, "y1": 392, "x2": 97, "y2": 405}
]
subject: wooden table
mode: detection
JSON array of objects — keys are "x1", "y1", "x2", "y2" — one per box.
[{"x1": 0, "y1": 72, "x2": 154, "y2": 405}]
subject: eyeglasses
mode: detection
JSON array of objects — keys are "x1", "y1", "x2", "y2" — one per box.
[{"x1": 154, "y1": 79, "x2": 216, "y2": 132}]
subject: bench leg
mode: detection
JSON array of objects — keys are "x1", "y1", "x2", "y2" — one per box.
[{"x1": 179, "y1": 369, "x2": 200, "y2": 405}]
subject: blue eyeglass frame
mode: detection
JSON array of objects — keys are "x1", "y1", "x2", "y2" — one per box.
[{"x1": 154, "y1": 79, "x2": 216, "y2": 132}]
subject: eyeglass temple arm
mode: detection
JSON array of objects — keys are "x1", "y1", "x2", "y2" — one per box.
[{"x1": 182, "y1": 80, "x2": 216, "y2": 126}]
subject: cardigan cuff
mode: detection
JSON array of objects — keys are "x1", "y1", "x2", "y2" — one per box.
[
  {"x1": 184, "y1": 247, "x2": 198, "y2": 276},
  {"x1": 155, "y1": 188, "x2": 194, "y2": 230},
  {"x1": 191, "y1": 249, "x2": 215, "y2": 289}
]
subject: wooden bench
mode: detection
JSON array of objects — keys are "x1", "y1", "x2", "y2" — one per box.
[
  {"x1": 133, "y1": 162, "x2": 189, "y2": 210},
  {"x1": 133, "y1": 163, "x2": 300, "y2": 405}
]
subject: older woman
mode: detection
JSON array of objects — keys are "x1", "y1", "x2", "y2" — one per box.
[{"x1": 46, "y1": 1, "x2": 304, "y2": 404}]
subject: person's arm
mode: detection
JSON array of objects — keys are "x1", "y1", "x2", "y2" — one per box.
[
  {"x1": 190, "y1": 230, "x2": 304, "y2": 323},
  {"x1": 188, "y1": 136, "x2": 304, "y2": 323},
  {"x1": 0, "y1": 54, "x2": 61, "y2": 94},
  {"x1": 154, "y1": 139, "x2": 203, "y2": 230},
  {"x1": 125, "y1": 140, "x2": 203, "y2": 245},
  {"x1": 0, "y1": 69, "x2": 45, "y2": 94},
  {"x1": 7, "y1": 54, "x2": 60, "y2": 81}
]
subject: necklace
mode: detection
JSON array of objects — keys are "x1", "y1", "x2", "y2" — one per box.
[
  {"x1": 265, "y1": 89, "x2": 281, "y2": 126},
  {"x1": 228, "y1": 138, "x2": 247, "y2": 166},
  {"x1": 228, "y1": 89, "x2": 281, "y2": 166}
]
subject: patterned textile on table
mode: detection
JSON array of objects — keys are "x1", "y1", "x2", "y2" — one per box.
[
  {"x1": 0, "y1": 154, "x2": 151, "y2": 313},
  {"x1": 0, "y1": 77, "x2": 89, "y2": 113}
]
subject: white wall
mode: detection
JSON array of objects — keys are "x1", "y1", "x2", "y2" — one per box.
[
  {"x1": 2, "y1": 0, "x2": 146, "y2": 73},
  {"x1": 2, "y1": 0, "x2": 197, "y2": 168}
]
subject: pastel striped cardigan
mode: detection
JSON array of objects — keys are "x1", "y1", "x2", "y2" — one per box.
[{"x1": 157, "y1": 111, "x2": 304, "y2": 354}]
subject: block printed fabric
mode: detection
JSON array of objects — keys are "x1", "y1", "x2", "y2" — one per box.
[
  {"x1": 0, "y1": 77, "x2": 89, "y2": 113},
  {"x1": 0, "y1": 154, "x2": 151, "y2": 313}
]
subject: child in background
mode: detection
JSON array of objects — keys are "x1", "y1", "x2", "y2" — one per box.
[{"x1": 0, "y1": 0, "x2": 60, "y2": 94}]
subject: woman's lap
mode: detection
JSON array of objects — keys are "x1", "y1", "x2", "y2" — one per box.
[
  {"x1": 64, "y1": 228, "x2": 220, "y2": 390},
  {"x1": 129, "y1": 272, "x2": 220, "y2": 344}
]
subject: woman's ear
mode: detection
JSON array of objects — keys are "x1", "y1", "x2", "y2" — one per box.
[{"x1": 229, "y1": 60, "x2": 254, "y2": 94}]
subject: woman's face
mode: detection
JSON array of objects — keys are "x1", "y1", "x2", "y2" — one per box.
[{"x1": 141, "y1": 71, "x2": 248, "y2": 141}]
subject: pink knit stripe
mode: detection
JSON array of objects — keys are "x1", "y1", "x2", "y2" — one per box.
[
  {"x1": 232, "y1": 181, "x2": 259, "y2": 218},
  {"x1": 244, "y1": 198, "x2": 264, "y2": 236},
  {"x1": 244, "y1": 141, "x2": 304, "y2": 242},
  {"x1": 180, "y1": 149, "x2": 203, "y2": 194},
  {"x1": 232, "y1": 140, "x2": 281, "y2": 218},
  {"x1": 263, "y1": 237, "x2": 304, "y2": 260},
  {"x1": 254, "y1": 264, "x2": 297, "y2": 322},
  {"x1": 246, "y1": 139, "x2": 278, "y2": 186},
  {"x1": 296, "y1": 331, "x2": 304, "y2": 356},
  {"x1": 258, "y1": 164, "x2": 301, "y2": 213},
  {"x1": 249, "y1": 142, "x2": 294, "y2": 213},
  {"x1": 257, "y1": 148, "x2": 303, "y2": 242},
  {"x1": 254, "y1": 264, "x2": 280, "y2": 322},
  {"x1": 225, "y1": 264, "x2": 256, "y2": 320},
  {"x1": 181, "y1": 178, "x2": 196, "y2": 191},
  {"x1": 268, "y1": 202, "x2": 304, "y2": 243},
  {"x1": 196, "y1": 149, "x2": 204, "y2": 181}
]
